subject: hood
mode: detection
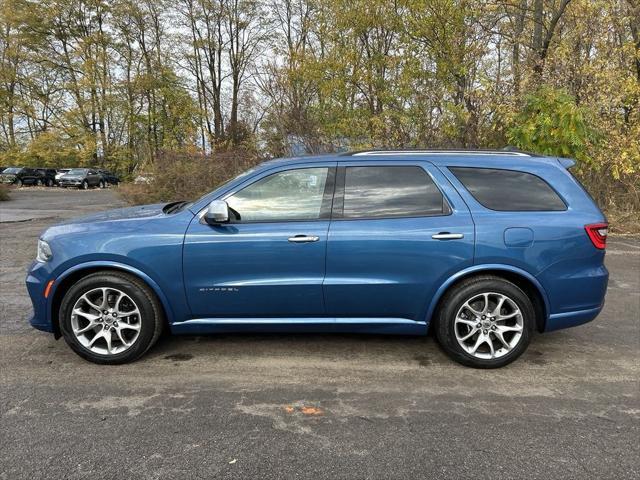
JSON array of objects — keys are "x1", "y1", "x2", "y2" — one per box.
[
  {"x1": 59, "y1": 203, "x2": 171, "y2": 225},
  {"x1": 60, "y1": 173, "x2": 83, "y2": 179}
]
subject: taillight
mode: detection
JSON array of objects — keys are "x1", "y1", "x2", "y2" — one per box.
[{"x1": 585, "y1": 223, "x2": 608, "y2": 250}]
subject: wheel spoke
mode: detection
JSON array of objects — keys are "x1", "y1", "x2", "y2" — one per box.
[
  {"x1": 81, "y1": 294, "x2": 103, "y2": 313},
  {"x1": 72, "y1": 308, "x2": 100, "y2": 323},
  {"x1": 497, "y1": 324, "x2": 523, "y2": 333},
  {"x1": 486, "y1": 335, "x2": 495, "y2": 358},
  {"x1": 481, "y1": 293, "x2": 490, "y2": 314},
  {"x1": 459, "y1": 328, "x2": 477, "y2": 342},
  {"x1": 74, "y1": 321, "x2": 98, "y2": 335},
  {"x1": 463, "y1": 301, "x2": 483, "y2": 316},
  {"x1": 494, "y1": 330, "x2": 511, "y2": 349},
  {"x1": 456, "y1": 318, "x2": 477, "y2": 328},
  {"x1": 119, "y1": 321, "x2": 140, "y2": 332},
  {"x1": 114, "y1": 291, "x2": 125, "y2": 312},
  {"x1": 115, "y1": 327, "x2": 129, "y2": 346},
  {"x1": 469, "y1": 334, "x2": 486, "y2": 354},
  {"x1": 497, "y1": 311, "x2": 519, "y2": 321},
  {"x1": 88, "y1": 330, "x2": 103, "y2": 348},
  {"x1": 104, "y1": 330, "x2": 113, "y2": 353},
  {"x1": 491, "y1": 296, "x2": 506, "y2": 316}
]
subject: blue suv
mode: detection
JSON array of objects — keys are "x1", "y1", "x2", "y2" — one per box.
[{"x1": 26, "y1": 150, "x2": 609, "y2": 367}]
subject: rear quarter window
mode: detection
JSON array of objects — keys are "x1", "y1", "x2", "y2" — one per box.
[{"x1": 449, "y1": 167, "x2": 566, "y2": 211}]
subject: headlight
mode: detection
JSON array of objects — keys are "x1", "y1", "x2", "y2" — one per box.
[{"x1": 36, "y1": 239, "x2": 53, "y2": 262}]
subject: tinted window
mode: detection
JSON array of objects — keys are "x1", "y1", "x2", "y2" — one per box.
[
  {"x1": 449, "y1": 167, "x2": 566, "y2": 211},
  {"x1": 341, "y1": 166, "x2": 448, "y2": 219},
  {"x1": 226, "y1": 167, "x2": 331, "y2": 222}
]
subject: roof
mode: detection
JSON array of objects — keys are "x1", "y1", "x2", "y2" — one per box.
[{"x1": 258, "y1": 149, "x2": 563, "y2": 170}]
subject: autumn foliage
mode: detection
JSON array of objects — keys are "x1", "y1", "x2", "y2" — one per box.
[{"x1": 0, "y1": 0, "x2": 638, "y2": 217}]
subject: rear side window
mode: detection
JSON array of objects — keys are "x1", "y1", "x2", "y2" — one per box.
[
  {"x1": 449, "y1": 167, "x2": 566, "y2": 211},
  {"x1": 340, "y1": 166, "x2": 449, "y2": 219}
]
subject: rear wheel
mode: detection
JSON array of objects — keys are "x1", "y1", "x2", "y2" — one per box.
[
  {"x1": 59, "y1": 272, "x2": 164, "y2": 364},
  {"x1": 46, "y1": 178, "x2": 54, "y2": 187},
  {"x1": 35, "y1": 179, "x2": 43, "y2": 186},
  {"x1": 435, "y1": 275, "x2": 534, "y2": 368},
  {"x1": 99, "y1": 180, "x2": 106, "y2": 189}
]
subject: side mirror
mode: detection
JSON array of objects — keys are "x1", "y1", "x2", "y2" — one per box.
[{"x1": 204, "y1": 200, "x2": 230, "y2": 225}]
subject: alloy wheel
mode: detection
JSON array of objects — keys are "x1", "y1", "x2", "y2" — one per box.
[
  {"x1": 70, "y1": 287, "x2": 143, "y2": 355},
  {"x1": 454, "y1": 292, "x2": 523, "y2": 360}
]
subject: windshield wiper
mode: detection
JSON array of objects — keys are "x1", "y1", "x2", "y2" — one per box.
[{"x1": 163, "y1": 201, "x2": 188, "y2": 214}]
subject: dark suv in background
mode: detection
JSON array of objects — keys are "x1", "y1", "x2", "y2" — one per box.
[
  {"x1": 58, "y1": 168, "x2": 105, "y2": 189},
  {"x1": 35, "y1": 168, "x2": 57, "y2": 187},
  {"x1": 0, "y1": 167, "x2": 45, "y2": 187},
  {"x1": 98, "y1": 169, "x2": 120, "y2": 186}
]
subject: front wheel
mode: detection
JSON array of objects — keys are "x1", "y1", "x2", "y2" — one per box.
[
  {"x1": 46, "y1": 178, "x2": 54, "y2": 187},
  {"x1": 59, "y1": 272, "x2": 164, "y2": 364},
  {"x1": 35, "y1": 179, "x2": 43, "y2": 186},
  {"x1": 99, "y1": 180, "x2": 106, "y2": 189},
  {"x1": 81, "y1": 180, "x2": 88, "y2": 190},
  {"x1": 15, "y1": 179, "x2": 23, "y2": 187},
  {"x1": 435, "y1": 276, "x2": 534, "y2": 368}
]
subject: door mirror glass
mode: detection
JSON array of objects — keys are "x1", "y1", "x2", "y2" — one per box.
[{"x1": 204, "y1": 200, "x2": 229, "y2": 224}]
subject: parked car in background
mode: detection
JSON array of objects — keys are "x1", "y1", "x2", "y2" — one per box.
[
  {"x1": 0, "y1": 167, "x2": 45, "y2": 187},
  {"x1": 58, "y1": 168, "x2": 105, "y2": 189},
  {"x1": 26, "y1": 150, "x2": 609, "y2": 367},
  {"x1": 35, "y1": 168, "x2": 57, "y2": 187},
  {"x1": 98, "y1": 169, "x2": 120, "y2": 186},
  {"x1": 55, "y1": 169, "x2": 71, "y2": 184}
]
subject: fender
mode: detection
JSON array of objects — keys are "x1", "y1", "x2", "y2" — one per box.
[
  {"x1": 424, "y1": 264, "x2": 551, "y2": 325},
  {"x1": 47, "y1": 260, "x2": 176, "y2": 326}
]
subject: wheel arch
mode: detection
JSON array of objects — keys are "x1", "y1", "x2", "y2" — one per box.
[
  {"x1": 49, "y1": 262, "x2": 174, "y2": 339},
  {"x1": 426, "y1": 265, "x2": 550, "y2": 333}
]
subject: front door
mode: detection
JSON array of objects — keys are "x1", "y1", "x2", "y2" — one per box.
[
  {"x1": 183, "y1": 164, "x2": 336, "y2": 318},
  {"x1": 324, "y1": 162, "x2": 475, "y2": 322}
]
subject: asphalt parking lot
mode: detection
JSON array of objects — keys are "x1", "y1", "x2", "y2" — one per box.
[{"x1": 1, "y1": 188, "x2": 638, "y2": 479}]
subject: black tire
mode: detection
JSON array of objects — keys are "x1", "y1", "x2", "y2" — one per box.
[
  {"x1": 46, "y1": 178, "x2": 54, "y2": 187},
  {"x1": 99, "y1": 180, "x2": 106, "y2": 189},
  {"x1": 81, "y1": 180, "x2": 88, "y2": 190},
  {"x1": 434, "y1": 275, "x2": 535, "y2": 368},
  {"x1": 36, "y1": 179, "x2": 43, "y2": 186},
  {"x1": 59, "y1": 271, "x2": 164, "y2": 364},
  {"x1": 15, "y1": 179, "x2": 23, "y2": 187}
]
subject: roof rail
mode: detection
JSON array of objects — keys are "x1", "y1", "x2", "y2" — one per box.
[{"x1": 344, "y1": 148, "x2": 532, "y2": 157}]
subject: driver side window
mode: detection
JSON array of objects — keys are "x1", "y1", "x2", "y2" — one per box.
[{"x1": 226, "y1": 167, "x2": 333, "y2": 222}]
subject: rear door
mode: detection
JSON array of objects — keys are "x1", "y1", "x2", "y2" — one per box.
[{"x1": 323, "y1": 161, "x2": 474, "y2": 322}]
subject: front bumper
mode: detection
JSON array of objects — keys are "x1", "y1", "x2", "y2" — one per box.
[
  {"x1": 58, "y1": 180, "x2": 82, "y2": 187},
  {"x1": 26, "y1": 261, "x2": 55, "y2": 333}
]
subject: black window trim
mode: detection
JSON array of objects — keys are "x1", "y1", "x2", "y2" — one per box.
[
  {"x1": 220, "y1": 166, "x2": 337, "y2": 225},
  {"x1": 331, "y1": 165, "x2": 453, "y2": 221},
  {"x1": 447, "y1": 165, "x2": 568, "y2": 212}
]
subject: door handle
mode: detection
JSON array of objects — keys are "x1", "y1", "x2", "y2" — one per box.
[
  {"x1": 288, "y1": 235, "x2": 320, "y2": 243},
  {"x1": 432, "y1": 232, "x2": 464, "y2": 240}
]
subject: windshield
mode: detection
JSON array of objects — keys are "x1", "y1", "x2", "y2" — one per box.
[
  {"x1": 67, "y1": 168, "x2": 88, "y2": 175},
  {"x1": 191, "y1": 166, "x2": 260, "y2": 206},
  {"x1": 2, "y1": 167, "x2": 22, "y2": 174}
]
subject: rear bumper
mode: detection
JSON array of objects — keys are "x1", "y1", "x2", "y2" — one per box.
[{"x1": 545, "y1": 304, "x2": 604, "y2": 332}]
